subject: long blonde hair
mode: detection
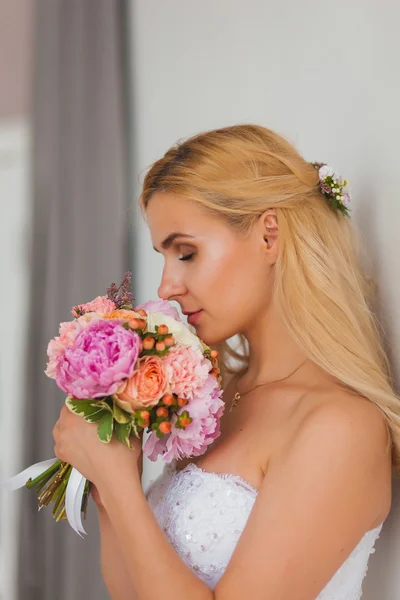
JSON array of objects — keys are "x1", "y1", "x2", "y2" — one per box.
[{"x1": 138, "y1": 124, "x2": 400, "y2": 473}]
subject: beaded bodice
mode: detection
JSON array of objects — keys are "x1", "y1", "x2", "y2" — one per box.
[{"x1": 145, "y1": 460, "x2": 384, "y2": 596}]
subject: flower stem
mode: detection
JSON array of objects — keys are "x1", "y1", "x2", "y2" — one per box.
[
  {"x1": 52, "y1": 472, "x2": 70, "y2": 517},
  {"x1": 81, "y1": 481, "x2": 91, "y2": 520},
  {"x1": 26, "y1": 459, "x2": 91, "y2": 524},
  {"x1": 55, "y1": 505, "x2": 67, "y2": 522},
  {"x1": 26, "y1": 459, "x2": 62, "y2": 489},
  {"x1": 37, "y1": 461, "x2": 71, "y2": 508}
]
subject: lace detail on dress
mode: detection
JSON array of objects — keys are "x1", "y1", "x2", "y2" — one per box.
[{"x1": 146, "y1": 460, "x2": 384, "y2": 596}]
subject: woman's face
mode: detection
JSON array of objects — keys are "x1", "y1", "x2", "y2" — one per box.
[{"x1": 146, "y1": 192, "x2": 277, "y2": 346}]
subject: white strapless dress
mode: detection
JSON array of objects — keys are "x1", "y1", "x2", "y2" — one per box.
[{"x1": 146, "y1": 460, "x2": 384, "y2": 598}]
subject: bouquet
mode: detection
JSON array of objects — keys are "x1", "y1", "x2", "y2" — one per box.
[{"x1": 1, "y1": 272, "x2": 224, "y2": 535}]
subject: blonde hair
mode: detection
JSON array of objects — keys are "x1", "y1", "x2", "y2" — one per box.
[{"x1": 138, "y1": 124, "x2": 400, "y2": 473}]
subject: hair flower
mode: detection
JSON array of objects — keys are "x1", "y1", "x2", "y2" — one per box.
[{"x1": 311, "y1": 162, "x2": 351, "y2": 217}]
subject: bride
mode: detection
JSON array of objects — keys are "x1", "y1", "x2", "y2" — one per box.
[{"x1": 54, "y1": 124, "x2": 397, "y2": 599}]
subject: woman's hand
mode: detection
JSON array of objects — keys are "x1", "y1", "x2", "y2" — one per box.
[{"x1": 52, "y1": 404, "x2": 144, "y2": 490}]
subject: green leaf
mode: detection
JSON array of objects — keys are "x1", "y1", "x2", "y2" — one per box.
[
  {"x1": 65, "y1": 396, "x2": 112, "y2": 424},
  {"x1": 143, "y1": 332, "x2": 157, "y2": 339},
  {"x1": 96, "y1": 399, "x2": 113, "y2": 412},
  {"x1": 112, "y1": 399, "x2": 131, "y2": 424},
  {"x1": 97, "y1": 412, "x2": 114, "y2": 443},
  {"x1": 141, "y1": 348, "x2": 157, "y2": 356},
  {"x1": 157, "y1": 348, "x2": 171, "y2": 357},
  {"x1": 131, "y1": 419, "x2": 139, "y2": 438},
  {"x1": 84, "y1": 408, "x2": 108, "y2": 423},
  {"x1": 115, "y1": 421, "x2": 133, "y2": 448},
  {"x1": 66, "y1": 396, "x2": 111, "y2": 415}
]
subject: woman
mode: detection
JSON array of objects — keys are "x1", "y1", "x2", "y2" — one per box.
[{"x1": 53, "y1": 124, "x2": 398, "y2": 599}]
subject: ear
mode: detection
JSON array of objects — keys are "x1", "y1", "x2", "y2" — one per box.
[{"x1": 261, "y1": 209, "x2": 279, "y2": 263}]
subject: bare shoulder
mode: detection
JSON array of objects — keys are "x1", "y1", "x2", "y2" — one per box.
[
  {"x1": 301, "y1": 385, "x2": 391, "y2": 453},
  {"x1": 283, "y1": 385, "x2": 393, "y2": 521}
]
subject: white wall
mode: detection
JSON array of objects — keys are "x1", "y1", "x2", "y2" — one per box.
[
  {"x1": 129, "y1": 1, "x2": 400, "y2": 596},
  {"x1": 0, "y1": 119, "x2": 32, "y2": 600}
]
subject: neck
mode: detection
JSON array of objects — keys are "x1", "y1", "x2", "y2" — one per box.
[{"x1": 239, "y1": 300, "x2": 309, "y2": 387}]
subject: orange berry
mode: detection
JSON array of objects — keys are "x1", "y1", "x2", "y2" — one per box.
[
  {"x1": 156, "y1": 407, "x2": 169, "y2": 417},
  {"x1": 158, "y1": 324, "x2": 169, "y2": 335},
  {"x1": 159, "y1": 421, "x2": 171, "y2": 434},
  {"x1": 143, "y1": 336, "x2": 155, "y2": 350},
  {"x1": 140, "y1": 410, "x2": 150, "y2": 420},
  {"x1": 136, "y1": 309, "x2": 147, "y2": 317},
  {"x1": 156, "y1": 341, "x2": 166, "y2": 352},
  {"x1": 162, "y1": 393, "x2": 175, "y2": 406},
  {"x1": 210, "y1": 367, "x2": 219, "y2": 377},
  {"x1": 210, "y1": 349, "x2": 219, "y2": 359},
  {"x1": 180, "y1": 417, "x2": 190, "y2": 427},
  {"x1": 164, "y1": 335, "x2": 175, "y2": 347},
  {"x1": 129, "y1": 318, "x2": 143, "y2": 329},
  {"x1": 177, "y1": 397, "x2": 188, "y2": 407}
]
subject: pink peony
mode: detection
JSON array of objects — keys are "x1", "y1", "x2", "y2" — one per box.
[
  {"x1": 135, "y1": 299, "x2": 181, "y2": 321},
  {"x1": 72, "y1": 295, "x2": 116, "y2": 318},
  {"x1": 55, "y1": 319, "x2": 141, "y2": 398},
  {"x1": 45, "y1": 316, "x2": 95, "y2": 379},
  {"x1": 161, "y1": 345, "x2": 210, "y2": 400},
  {"x1": 143, "y1": 373, "x2": 225, "y2": 462},
  {"x1": 115, "y1": 355, "x2": 169, "y2": 413}
]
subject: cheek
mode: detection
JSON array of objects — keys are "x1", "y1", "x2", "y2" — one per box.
[
  {"x1": 195, "y1": 246, "x2": 268, "y2": 340},
  {"x1": 212, "y1": 248, "x2": 264, "y2": 304}
]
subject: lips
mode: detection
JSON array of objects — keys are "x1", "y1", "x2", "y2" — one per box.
[{"x1": 186, "y1": 310, "x2": 203, "y2": 325}]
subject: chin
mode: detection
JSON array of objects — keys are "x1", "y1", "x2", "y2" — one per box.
[
  {"x1": 198, "y1": 329, "x2": 230, "y2": 348},
  {"x1": 189, "y1": 318, "x2": 239, "y2": 348}
]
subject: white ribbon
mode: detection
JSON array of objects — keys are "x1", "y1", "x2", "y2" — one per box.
[
  {"x1": 0, "y1": 458, "x2": 88, "y2": 536},
  {"x1": 65, "y1": 467, "x2": 87, "y2": 536}
]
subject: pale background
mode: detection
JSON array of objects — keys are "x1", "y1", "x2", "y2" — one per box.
[{"x1": 1, "y1": 0, "x2": 400, "y2": 598}]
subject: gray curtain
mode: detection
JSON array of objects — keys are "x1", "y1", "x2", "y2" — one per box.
[{"x1": 17, "y1": 1, "x2": 131, "y2": 598}]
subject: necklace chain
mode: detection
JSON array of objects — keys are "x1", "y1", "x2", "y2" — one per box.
[{"x1": 229, "y1": 358, "x2": 308, "y2": 412}]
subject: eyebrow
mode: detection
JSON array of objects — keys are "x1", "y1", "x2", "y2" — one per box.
[{"x1": 153, "y1": 233, "x2": 195, "y2": 253}]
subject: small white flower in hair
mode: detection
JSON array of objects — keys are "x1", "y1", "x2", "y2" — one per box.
[
  {"x1": 318, "y1": 165, "x2": 334, "y2": 179},
  {"x1": 311, "y1": 161, "x2": 351, "y2": 217}
]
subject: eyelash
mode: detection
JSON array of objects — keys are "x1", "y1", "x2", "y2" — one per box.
[{"x1": 179, "y1": 253, "x2": 195, "y2": 262}]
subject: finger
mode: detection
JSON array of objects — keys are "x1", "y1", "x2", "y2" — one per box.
[{"x1": 52, "y1": 421, "x2": 60, "y2": 440}]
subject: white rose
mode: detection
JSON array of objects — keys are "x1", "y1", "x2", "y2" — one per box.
[
  {"x1": 319, "y1": 165, "x2": 334, "y2": 179},
  {"x1": 146, "y1": 312, "x2": 204, "y2": 351}
]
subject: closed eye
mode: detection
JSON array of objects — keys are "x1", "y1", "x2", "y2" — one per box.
[{"x1": 179, "y1": 253, "x2": 195, "y2": 261}]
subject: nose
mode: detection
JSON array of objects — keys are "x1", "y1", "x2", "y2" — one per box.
[{"x1": 157, "y1": 267, "x2": 187, "y2": 301}]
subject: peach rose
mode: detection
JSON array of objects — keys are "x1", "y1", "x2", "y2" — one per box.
[
  {"x1": 104, "y1": 309, "x2": 146, "y2": 329},
  {"x1": 105, "y1": 309, "x2": 137, "y2": 320},
  {"x1": 115, "y1": 355, "x2": 169, "y2": 413}
]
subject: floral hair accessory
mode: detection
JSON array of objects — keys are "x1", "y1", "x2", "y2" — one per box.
[{"x1": 311, "y1": 162, "x2": 351, "y2": 217}]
